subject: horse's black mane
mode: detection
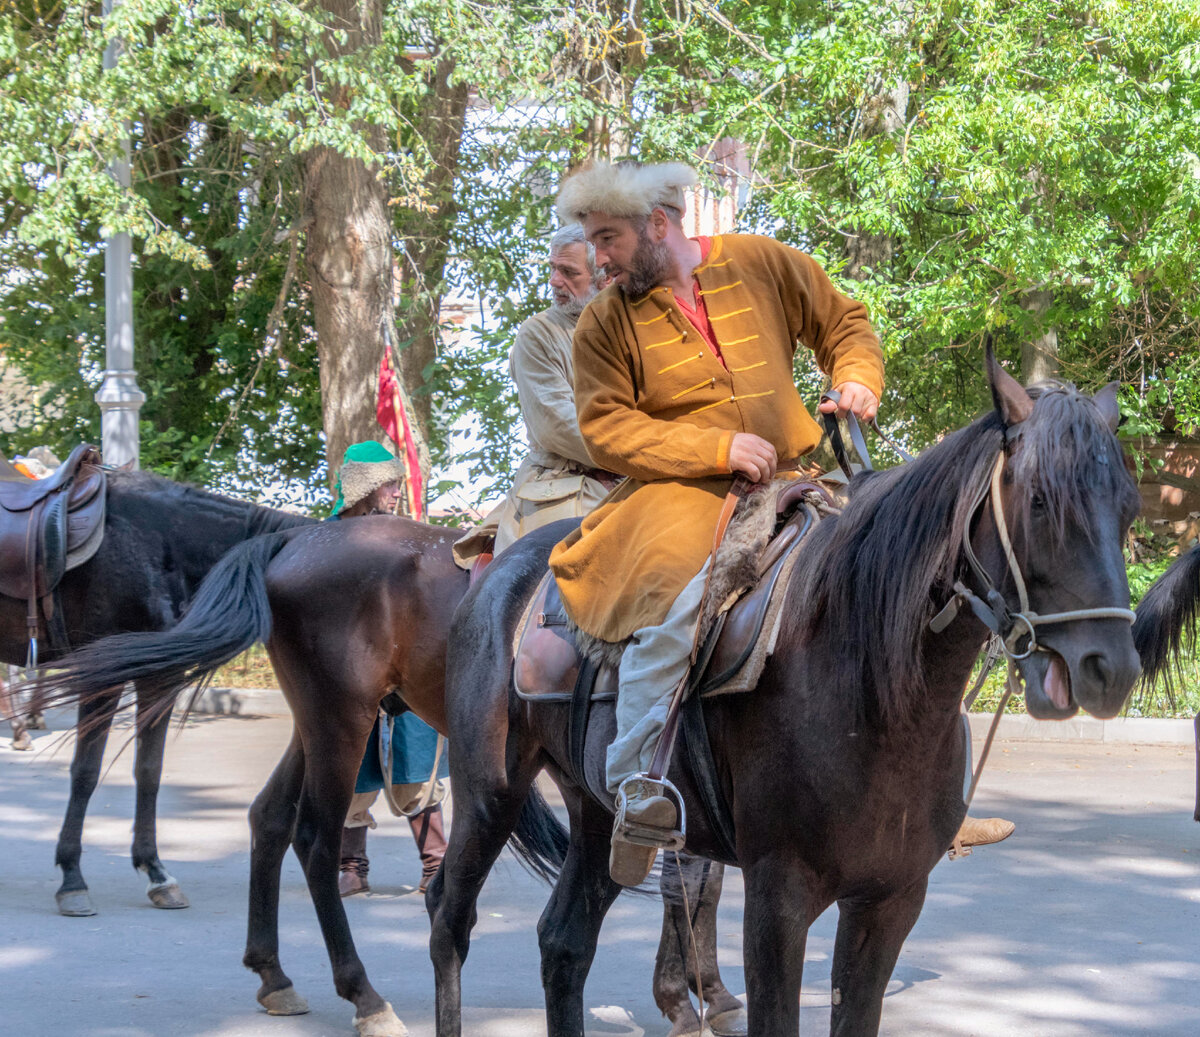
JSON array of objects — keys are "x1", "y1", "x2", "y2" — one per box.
[
  {"x1": 108, "y1": 468, "x2": 316, "y2": 536},
  {"x1": 795, "y1": 384, "x2": 1138, "y2": 725}
]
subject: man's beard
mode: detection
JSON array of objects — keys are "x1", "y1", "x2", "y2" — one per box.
[
  {"x1": 616, "y1": 229, "x2": 674, "y2": 297},
  {"x1": 553, "y1": 284, "x2": 598, "y2": 319}
]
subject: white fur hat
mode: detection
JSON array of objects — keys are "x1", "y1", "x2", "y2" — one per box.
[{"x1": 555, "y1": 161, "x2": 698, "y2": 224}]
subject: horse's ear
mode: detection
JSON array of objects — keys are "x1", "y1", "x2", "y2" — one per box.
[
  {"x1": 985, "y1": 338, "x2": 1034, "y2": 427},
  {"x1": 1093, "y1": 382, "x2": 1121, "y2": 432}
]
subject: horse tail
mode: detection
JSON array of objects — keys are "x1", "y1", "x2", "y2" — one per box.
[
  {"x1": 506, "y1": 784, "x2": 569, "y2": 884},
  {"x1": 36, "y1": 530, "x2": 291, "y2": 731},
  {"x1": 1132, "y1": 544, "x2": 1200, "y2": 692}
]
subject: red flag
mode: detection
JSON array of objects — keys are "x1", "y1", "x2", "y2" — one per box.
[{"x1": 377, "y1": 349, "x2": 424, "y2": 520}]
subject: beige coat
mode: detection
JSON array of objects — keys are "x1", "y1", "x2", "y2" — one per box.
[
  {"x1": 549, "y1": 233, "x2": 885, "y2": 642},
  {"x1": 454, "y1": 306, "x2": 613, "y2": 566}
]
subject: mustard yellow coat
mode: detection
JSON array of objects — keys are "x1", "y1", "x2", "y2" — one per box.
[{"x1": 549, "y1": 233, "x2": 885, "y2": 643}]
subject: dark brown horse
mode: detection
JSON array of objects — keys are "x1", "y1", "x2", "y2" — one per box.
[
  {"x1": 426, "y1": 360, "x2": 1144, "y2": 1036},
  {"x1": 35, "y1": 514, "x2": 744, "y2": 1036},
  {"x1": 0, "y1": 469, "x2": 313, "y2": 915}
]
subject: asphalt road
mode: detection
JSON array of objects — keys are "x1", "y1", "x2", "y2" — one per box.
[{"x1": 1, "y1": 708, "x2": 1198, "y2": 1037}]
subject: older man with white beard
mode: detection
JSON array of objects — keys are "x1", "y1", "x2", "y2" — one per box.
[{"x1": 455, "y1": 223, "x2": 617, "y2": 566}]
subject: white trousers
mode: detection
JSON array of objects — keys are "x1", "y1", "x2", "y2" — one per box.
[{"x1": 605, "y1": 560, "x2": 711, "y2": 795}]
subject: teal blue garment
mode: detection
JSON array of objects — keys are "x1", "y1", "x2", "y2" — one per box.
[{"x1": 354, "y1": 712, "x2": 447, "y2": 794}]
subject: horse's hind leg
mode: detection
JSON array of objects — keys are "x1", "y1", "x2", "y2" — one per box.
[
  {"x1": 131, "y1": 682, "x2": 188, "y2": 909},
  {"x1": 537, "y1": 791, "x2": 623, "y2": 1037},
  {"x1": 829, "y1": 880, "x2": 928, "y2": 1037},
  {"x1": 656, "y1": 854, "x2": 746, "y2": 1037},
  {"x1": 244, "y1": 729, "x2": 310, "y2": 1017},
  {"x1": 54, "y1": 690, "x2": 120, "y2": 916}
]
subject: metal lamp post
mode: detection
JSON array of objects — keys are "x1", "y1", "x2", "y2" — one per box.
[{"x1": 93, "y1": 0, "x2": 144, "y2": 468}]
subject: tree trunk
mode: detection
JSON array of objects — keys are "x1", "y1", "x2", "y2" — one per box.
[
  {"x1": 1019, "y1": 288, "x2": 1060, "y2": 383},
  {"x1": 305, "y1": 0, "x2": 426, "y2": 483},
  {"x1": 844, "y1": 80, "x2": 909, "y2": 282},
  {"x1": 393, "y1": 53, "x2": 469, "y2": 452},
  {"x1": 564, "y1": 0, "x2": 645, "y2": 162}
]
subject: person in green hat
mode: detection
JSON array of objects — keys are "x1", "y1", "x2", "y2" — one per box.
[
  {"x1": 330, "y1": 441, "x2": 449, "y2": 896},
  {"x1": 330, "y1": 439, "x2": 407, "y2": 518}
]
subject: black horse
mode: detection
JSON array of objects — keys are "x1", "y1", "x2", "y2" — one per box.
[
  {"x1": 0, "y1": 468, "x2": 313, "y2": 915},
  {"x1": 427, "y1": 358, "x2": 1143, "y2": 1036}
]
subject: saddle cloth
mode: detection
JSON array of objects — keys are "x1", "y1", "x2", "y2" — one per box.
[
  {"x1": 0, "y1": 444, "x2": 106, "y2": 606},
  {"x1": 513, "y1": 480, "x2": 830, "y2": 705}
]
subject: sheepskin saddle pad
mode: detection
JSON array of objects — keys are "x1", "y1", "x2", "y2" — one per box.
[{"x1": 512, "y1": 478, "x2": 836, "y2": 704}]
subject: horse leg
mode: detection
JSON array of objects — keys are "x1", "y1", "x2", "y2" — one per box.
[
  {"x1": 656, "y1": 854, "x2": 746, "y2": 1037},
  {"x1": 537, "y1": 792, "x2": 623, "y2": 1037},
  {"x1": 244, "y1": 729, "x2": 311, "y2": 1017},
  {"x1": 291, "y1": 731, "x2": 406, "y2": 1036},
  {"x1": 54, "y1": 690, "x2": 120, "y2": 916},
  {"x1": 428, "y1": 759, "x2": 542, "y2": 1037},
  {"x1": 131, "y1": 684, "x2": 188, "y2": 909},
  {"x1": 741, "y1": 857, "x2": 811, "y2": 1037},
  {"x1": 828, "y1": 881, "x2": 928, "y2": 1037}
]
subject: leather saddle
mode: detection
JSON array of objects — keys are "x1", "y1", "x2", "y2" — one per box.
[
  {"x1": 513, "y1": 480, "x2": 825, "y2": 706},
  {"x1": 0, "y1": 444, "x2": 107, "y2": 657}
]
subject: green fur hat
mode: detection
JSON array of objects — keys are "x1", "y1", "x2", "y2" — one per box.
[{"x1": 333, "y1": 441, "x2": 405, "y2": 515}]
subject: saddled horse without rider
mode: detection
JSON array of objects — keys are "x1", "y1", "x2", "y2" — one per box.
[{"x1": 0, "y1": 451, "x2": 313, "y2": 915}]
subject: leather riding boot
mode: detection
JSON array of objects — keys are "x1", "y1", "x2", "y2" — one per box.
[
  {"x1": 409, "y1": 805, "x2": 447, "y2": 893},
  {"x1": 955, "y1": 815, "x2": 1015, "y2": 847},
  {"x1": 338, "y1": 824, "x2": 370, "y2": 897},
  {"x1": 949, "y1": 815, "x2": 1015, "y2": 859},
  {"x1": 610, "y1": 776, "x2": 679, "y2": 888}
]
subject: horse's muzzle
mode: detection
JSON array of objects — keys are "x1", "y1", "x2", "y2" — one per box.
[{"x1": 1020, "y1": 629, "x2": 1140, "y2": 720}]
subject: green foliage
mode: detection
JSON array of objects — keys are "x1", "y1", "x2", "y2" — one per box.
[
  {"x1": 2, "y1": 0, "x2": 1199, "y2": 508},
  {"x1": 721, "y1": 0, "x2": 1200, "y2": 449}
]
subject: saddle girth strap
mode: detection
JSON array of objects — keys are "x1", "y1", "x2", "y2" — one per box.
[
  {"x1": 679, "y1": 687, "x2": 738, "y2": 863},
  {"x1": 24, "y1": 498, "x2": 41, "y2": 668}
]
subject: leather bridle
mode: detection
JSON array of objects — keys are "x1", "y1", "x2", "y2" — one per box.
[
  {"x1": 930, "y1": 450, "x2": 1136, "y2": 657},
  {"x1": 931, "y1": 448, "x2": 1136, "y2": 826}
]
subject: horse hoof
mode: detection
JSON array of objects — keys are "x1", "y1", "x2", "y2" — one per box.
[
  {"x1": 11, "y1": 731, "x2": 32, "y2": 750},
  {"x1": 258, "y1": 985, "x2": 310, "y2": 1016},
  {"x1": 706, "y1": 1005, "x2": 748, "y2": 1037},
  {"x1": 56, "y1": 889, "x2": 97, "y2": 917},
  {"x1": 147, "y1": 883, "x2": 190, "y2": 910},
  {"x1": 354, "y1": 1002, "x2": 408, "y2": 1037},
  {"x1": 667, "y1": 1017, "x2": 712, "y2": 1037}
]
